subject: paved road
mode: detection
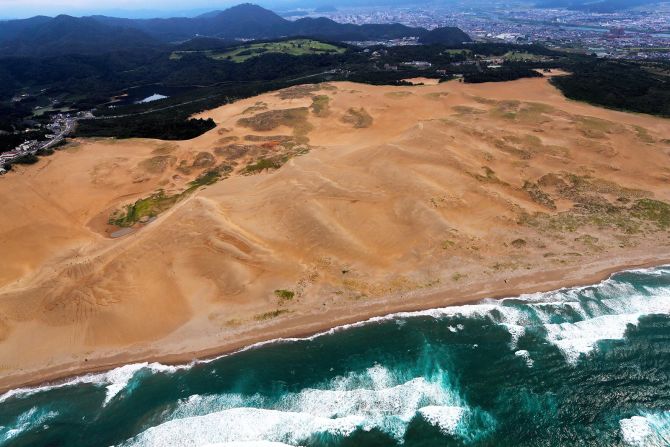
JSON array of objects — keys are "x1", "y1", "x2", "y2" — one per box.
[{"x1": 41, "y1": 119, "x2": 76, "y2": 150}]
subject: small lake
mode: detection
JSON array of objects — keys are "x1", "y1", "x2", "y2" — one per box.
[
  {"x1": 110, "y1": 84, "x2": 194, "y2": 106},
  {"x1": 135, "y1": 93, "x2": 168, "y2": 104}
]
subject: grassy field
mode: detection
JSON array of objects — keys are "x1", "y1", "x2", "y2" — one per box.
[
  {"x1": 443, "y1": 49, "x2": 472, "y2": 56},
  {"x1": 502, "y1": 51, "x2": 550, "y2": 62},
  {"x1": 171, "y1": 39, "x2": 346, "y2": 63}
]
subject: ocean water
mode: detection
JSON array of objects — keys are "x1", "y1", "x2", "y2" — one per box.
[{"x1": 2, "y1": 266, "x2": 670, "y2": 446}]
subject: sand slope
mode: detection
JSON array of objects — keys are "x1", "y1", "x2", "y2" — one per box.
[{"x1": 1, "y1": 78, "x2": 669, "y2": 388}]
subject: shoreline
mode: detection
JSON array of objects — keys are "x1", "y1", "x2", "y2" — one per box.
[{"x1": 1, "y1": 255, "x2": 668, "y2": 396}]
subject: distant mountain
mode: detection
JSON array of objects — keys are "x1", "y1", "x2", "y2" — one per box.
[
  {"x1": 419, "y1": 27, "x2": 473, "y2": 45},
  {"x1": 0, "y1": 3, "x2": 472, "y2": 57},
  {"x1": 92, "y1": 4, "x2": 430, "y2": 42},
  {"x1": 0, "y1": 15, "x2": 159, "y2": 57},
  {"x1": 0, "y1": 15, "x2": 52, "y2": 42},
  {"x1": 536, "y1": 0, "x2": 662, "y2": 12},
  {"x1": 196, "y1": 10, "x2": 226, "y2": 19}
]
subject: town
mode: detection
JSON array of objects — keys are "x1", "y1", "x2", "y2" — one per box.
[
  {"x1": 0, "y1": 113, "x2": 78, "y2": 175},
  {"x1": 284, "y1": 2, "x2": 670, "y2": 60}
]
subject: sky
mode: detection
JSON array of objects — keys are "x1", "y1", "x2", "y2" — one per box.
[{"x1": 0, "y1": 0, "x2": 293, "y2": 19}]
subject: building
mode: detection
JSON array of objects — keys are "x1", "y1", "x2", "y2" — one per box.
[{"x1": 403, "y1": 61, "x2": 432, "y2": 68}]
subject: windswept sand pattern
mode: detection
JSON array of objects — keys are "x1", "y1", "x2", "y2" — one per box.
[{"x1": 0, "y1": 78, "x2": 669, "y2": 389}]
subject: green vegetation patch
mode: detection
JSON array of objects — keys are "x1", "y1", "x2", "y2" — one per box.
[
  {"x1": 139, "y1": 155, "x2": 176, "y2": 174},
  {"x1": 511, "y1": 238, "x2": 527, "y2": 248},
  {"x1": 442, "y1": 239, "x2": 456, "y2": 250},
  {"x1": 631, "y1": 199, "x2": 670, "y2": 229},
  {"x1": 452, "y1": 105, "x2": 486, "y2": 115},
  {"x1": 207, "y1": 39, "x2": 346, "y2": 63},
  {"x1": 632, "y1": 125, "x2": 655, "y2": 143},
  {"x1": 574, "y1": 115, "x2": 625, "y2": 139},
  {"x1": 244, "y1": 135, "x2": 294, "y2": 143},
  {"x1": 472, "y1": 166, "x2": 509, "y2": 186},
  {"x1": 191, "y1": 152, "x2": 216, "y2": 169},
  {"x1": 502, "y1": 51, "x2": 549, "y2": 62},
  {"x1": 242, "y1": 157, "x2": 285, "y2": 174},
  {"x1": 310, "y1": 95, "x2": 331, "y2": 117},
  {"x1": 242, "y1": 102, "x2": 268, "y2": 115},
  {"x1": 110, "y1": 164, "x2": 232, "y2": 227},
  {"x1": 152, "y1": 143, "x2": 179, "y2": 155},
  {"x1": 523, "y1": 180, "x2": 556, "y2": 210},
  {"x1": 274, "y1": 289, "x2": 295, "y2": 303},
  {"x1": 237, "y1": 107, "x2": 313, "y2": 140},
  {"x1": 109, "y1": 190, "x2": 181, "y2": 227},
  {"x1": 240, "y1": 140, "x2": 310, "y2": 173},
  {"x1": 517, "y1": 173, "x2": 665, "y2": 236},
  {"x1": 575, "y1": 234, "x2": 602, "y2": 251},
  {"x1": 187, "y1": 165, "x2": 231, "y2": 190},
  {"x1": 451, "y1": 272, "x2": 467, "y2": 282},
  {"x1": 217, "y1": 136, "x2": 239, "y2": 145},
  {"x1": 277, "y1": 84, "x2": 321, "y2": 100},
  {"x1": 384, "y1": 91, "x2": 413, "y2": 99},
  {"x1": 489, "y1": 101, "x2": 554, "y2": 125},
  {"x1": 215, "y1": 143, "x2": 254, "y2": 160},
  {"x1": 254, "y1": 309, "x2": 290, "y2": 321},
  {"x1": 487, "y1": 133, "x2": 550, "y2": 161},
  {"x1": 341, "y1": 108, "x2": 373, "y2": 128},
  {"x1": 424, "y1": 92, "x2": 449, "y2": 101}
]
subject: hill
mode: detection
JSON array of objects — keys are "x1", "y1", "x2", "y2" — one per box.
[
  {"x1": 419, "y1": 26, "x2": 473, "y2": 45},
  {"x1": 0, "y1": 3, "x2": 469, "y2": 56},
  {"x1": 94, "y1": 4, "x2": 431, "y2": 42},
  {"x1": 0, "y1": 15, "x2": 160, "y2": 56}
]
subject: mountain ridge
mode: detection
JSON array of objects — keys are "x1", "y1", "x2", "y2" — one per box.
[{"x1": 0, "y1": 3, "x2": 471, "y2": 57}]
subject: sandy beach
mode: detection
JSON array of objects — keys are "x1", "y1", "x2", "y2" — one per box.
[
  {"x1": 1, "y1": 77, "x2": 669, "y2": 392},
  {"x1": 1, "y1": 255, "x2": 670, "y2": 394}
]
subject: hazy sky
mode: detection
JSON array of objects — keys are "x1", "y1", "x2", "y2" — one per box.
[{"x1": 0, "y1": 0, "x2": 285, "y2": 18}]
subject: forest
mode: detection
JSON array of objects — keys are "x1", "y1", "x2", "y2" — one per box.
[{"x1": 2, "y1": 39, "x2": 669, "y2": 145}]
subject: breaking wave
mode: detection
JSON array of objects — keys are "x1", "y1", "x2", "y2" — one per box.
[
  {"x1": 1, "y1": 265, "x2": 670, "y2": 446},
  {"x1": 0, "y1": 362, "x2": 189, "y2": 407},
  {"x1": 620, "y1": 411, "x2": 670, "y2": 446},
  {"x1": 121, "y1": 364, "x2": 492, "y2": 446},
  {"x1": 0, "y1": 406, "x2": 58, "y2": 443}
]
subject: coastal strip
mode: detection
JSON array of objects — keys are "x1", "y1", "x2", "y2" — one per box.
[{"x1": 1, "y1": 255, "x2": 668, "y2": 395}]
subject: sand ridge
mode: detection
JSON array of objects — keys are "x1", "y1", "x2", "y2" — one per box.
[{"x1": 0, "y1": 77, "x2": 669, "y2": 389}]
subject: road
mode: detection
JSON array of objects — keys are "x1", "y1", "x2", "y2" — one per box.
[{"x1": 40, "y1": 118, "x2": 76, "y2": 150}]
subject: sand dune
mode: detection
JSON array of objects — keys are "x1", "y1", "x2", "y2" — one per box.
[{"x1": 1, "y1": 78, "x2": 669, "y2": 389}]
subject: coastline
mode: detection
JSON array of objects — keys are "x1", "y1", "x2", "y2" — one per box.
[
  {"x1": 1, "y1": 254, "x2": 668, "y2": 396},
  {"x1": 1, "y1": 77, "x2": 670, "y2": 400}
]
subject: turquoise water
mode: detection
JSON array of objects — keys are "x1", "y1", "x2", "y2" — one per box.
[{"x1": 2, "y1": 266, "x2": 670, "y2": 446}]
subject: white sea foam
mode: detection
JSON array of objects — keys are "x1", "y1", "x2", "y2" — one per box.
[
  {"x1": 0, "y1": 407, "x2": 58, "y2": 443},
  {"x1": 204, "y1": 443, "x2": 300, "y2": 447},
  {"x1": 541, "y1": 286, "x2": 670, "y2": 364},
  {"x1": 543, "y1": 314, "x2": 641, "y2": 364},
  {"x1": 503, "y1": 324, "x2": 526, "y2": 349},
  {"x1": 0, "y1": 362, "x2": 188, "y2": 406},
  {"x1": 418, "y1": 405, "x2": 465, "y2": 435},
  {"x1": 620, "y1": 411, "x2": 670, "y2": 446},
  {"x1": 121, "y1": 365, "x2": 477, "y2": 446},
  {"x1": 122, "y1": 407, "x2": 365, "y2": 447},
  {"x1": 514, "y1": 350, "x2": 534, "y2": 368}
]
